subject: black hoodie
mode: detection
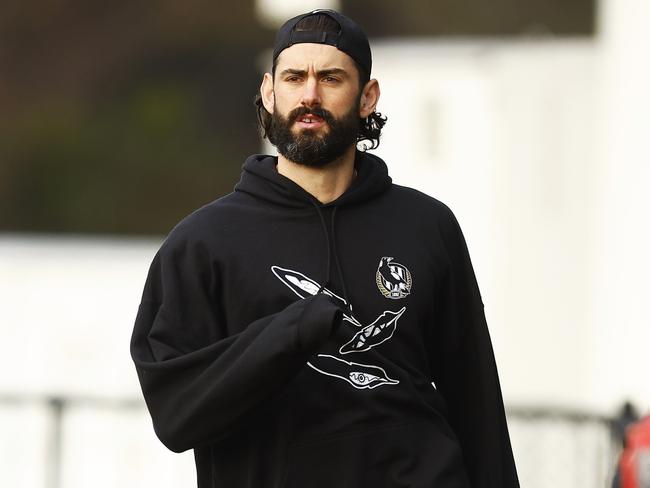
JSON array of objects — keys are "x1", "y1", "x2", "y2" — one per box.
[{"x1": 130, "y1": 150, "x2": 520, "y2": 488}]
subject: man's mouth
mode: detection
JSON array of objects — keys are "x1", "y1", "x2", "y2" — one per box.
[
  {"x1": 298, "y1": 114, "x2": 322, "y2": 123},
  {"x1": 295, "y1": 113, "x2": 326, "y2": 128}
]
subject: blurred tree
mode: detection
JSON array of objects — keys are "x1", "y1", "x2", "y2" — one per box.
[{"x1": 0, "y1": 1, "x2": 274, "y2": 235}]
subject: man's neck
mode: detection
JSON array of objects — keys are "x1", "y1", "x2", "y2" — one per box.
[{"x1": 276, "y1": 145, "x2": 357, "y2": 204}]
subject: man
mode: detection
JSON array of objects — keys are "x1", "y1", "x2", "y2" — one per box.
[{"x1": 130, "y1": 9, "x2": 520, "y2": 488}]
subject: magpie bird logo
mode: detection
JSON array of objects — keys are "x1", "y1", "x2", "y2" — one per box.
[{"x1": 376, "y1": 257, "x2": 412, "y2": 299}]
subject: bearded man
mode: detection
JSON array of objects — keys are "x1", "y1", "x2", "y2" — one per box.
[{"x1": 130, "y1": 9, "x2": 520, "y2": 488}]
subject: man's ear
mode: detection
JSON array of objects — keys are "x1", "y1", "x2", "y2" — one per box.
[
  {"x1": 260, "y1": 73, "x2": 274, "y2": 114},
  {"x1": 359, "y1": 79, "x2": 380, "y2": 118}
]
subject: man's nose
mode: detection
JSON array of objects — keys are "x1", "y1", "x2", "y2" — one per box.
[{"x1": 300, "y1": 76, "x2": 321, "y2": 107}]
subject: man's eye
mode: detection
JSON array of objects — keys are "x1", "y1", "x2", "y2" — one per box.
[
  {"x1": 323, "y1": 76, "x2": 338, "y2": 82},
  {"x1": 286, "y1": 76, "x2": 301, "y2": 82}
]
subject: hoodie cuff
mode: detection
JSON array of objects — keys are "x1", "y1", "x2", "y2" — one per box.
[{"x1": 296, "y1": 294, "x2": 344, "y2": 351}]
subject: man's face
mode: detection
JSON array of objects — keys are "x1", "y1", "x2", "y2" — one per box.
[{"x1": 266, "y1": 43, "x2": 363, "y2": 167}]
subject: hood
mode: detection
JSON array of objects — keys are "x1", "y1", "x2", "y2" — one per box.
[{"x1": 233, "y1": 149, "x2": 392, "y2": 209}]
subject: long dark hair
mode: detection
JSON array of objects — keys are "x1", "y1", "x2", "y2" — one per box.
[{"x1": 253, "y1": 13, "x2": 387, "y2": 150}]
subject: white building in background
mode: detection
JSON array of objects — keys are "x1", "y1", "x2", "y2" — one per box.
[
  {"x1": 2, "y1": 0, "x2": 649, "y2": 487},
  {"x1": 255, "y1": 0, "x2": 340, "y2": 27}
]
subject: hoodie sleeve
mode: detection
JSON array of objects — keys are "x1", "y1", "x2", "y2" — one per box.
[
  {"x1": 428, "y1": 205, "x2": 520, "y2": 488},
  {"x1": 129, "y1": 228, "x2": 343, "y2": 454}
]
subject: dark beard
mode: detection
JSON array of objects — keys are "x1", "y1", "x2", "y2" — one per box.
[{"x1": 269, "y1": 99, "x2": 361, "y2": 168}]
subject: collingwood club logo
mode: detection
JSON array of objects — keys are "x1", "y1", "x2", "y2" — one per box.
[{"x1": 376, "y1": 257, "x2": 412, "y2": 299}]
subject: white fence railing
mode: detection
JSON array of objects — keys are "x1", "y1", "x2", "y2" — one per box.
[{"x1": 0, "y1": 394, "x2": 623, "y2": 488}]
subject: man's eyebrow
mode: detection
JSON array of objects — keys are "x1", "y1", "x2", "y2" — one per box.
[{"x1": 278, "y1": 68, "x2": 349, "y2": 77}]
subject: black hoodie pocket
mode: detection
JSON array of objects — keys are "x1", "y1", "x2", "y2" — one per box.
[{"x1": 281, "y1": 420, "x2": 470, "y2": 488}]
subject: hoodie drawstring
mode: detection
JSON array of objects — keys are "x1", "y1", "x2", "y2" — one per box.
[
  {"x1": 312, "y1": 203, "x2": 353, "y2": 316},
  {"x1": 314, "y1": 205, "x2": 332, "y2": 293},
  {"x1": 330, "y1": 207, "x2": 353, "y2": 315}
]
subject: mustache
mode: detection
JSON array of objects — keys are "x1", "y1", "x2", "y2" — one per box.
[{"x1": 288, "y1": 106, "x2": 335, "y2": 125}]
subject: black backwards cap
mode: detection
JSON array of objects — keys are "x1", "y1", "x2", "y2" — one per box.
[{"x1": 272, "y1": 9, "x2": 372, "y2": 76}]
